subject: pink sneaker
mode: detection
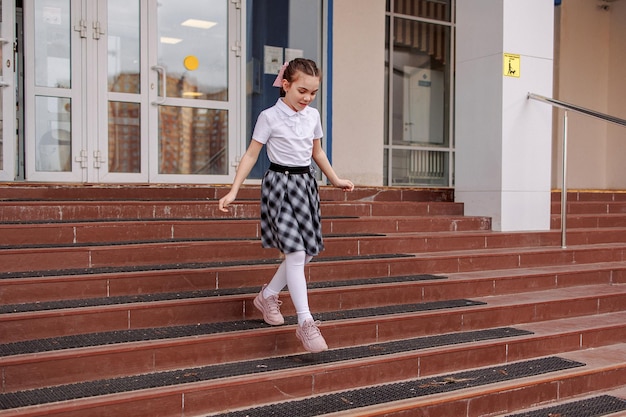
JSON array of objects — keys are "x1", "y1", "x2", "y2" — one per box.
[
  {"x1": 253, "y1": 286, "x2": 284, "y2": 326},
  {"x1": 296, "y1": 319, "x2": 328, "y2": 353}
]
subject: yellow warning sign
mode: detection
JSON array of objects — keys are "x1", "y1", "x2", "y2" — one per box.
[{"x1": 503, "y1": 53, "x2": 520, "y2": 78}]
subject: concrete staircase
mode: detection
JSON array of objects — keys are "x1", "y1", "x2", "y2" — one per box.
[{"x1": 1, "y1": 185, "x2": 626, "y2": 416}]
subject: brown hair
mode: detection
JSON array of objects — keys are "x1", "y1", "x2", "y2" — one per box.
[{"x1": 279, "y1": 58, "x2": 321, "y2": 97}]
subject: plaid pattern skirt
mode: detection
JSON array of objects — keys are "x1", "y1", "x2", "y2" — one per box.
[{"x1": 260, "y1": 169, "x2": 324, "y2": 256}]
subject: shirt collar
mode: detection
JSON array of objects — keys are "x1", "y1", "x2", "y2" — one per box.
[{"x1": 276, "y1": 98, "x2": 302, "y2": 117}]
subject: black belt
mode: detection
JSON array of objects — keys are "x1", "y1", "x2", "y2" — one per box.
[{"x1": 269, "y1": 163, "x2": 311, "y2": 175}]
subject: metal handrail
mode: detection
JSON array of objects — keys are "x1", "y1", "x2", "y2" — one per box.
[
  {"x1": 528, "y1": 93, "x2": 626, "y2": 127},
  {"x1": 527, "y1": 92, "x2": 626, "y2": 248}
]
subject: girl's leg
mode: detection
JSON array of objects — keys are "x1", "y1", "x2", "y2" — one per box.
[
  {"x1": 283, "y1": 251, "x2": 328, "y2": 353},
  {"x1": 254, "y1": 259, "x2": 288, "y2": 326},
  {"x1": 263, "y1": 260, "x2": 288, "y2": 298},
  {"x1": 255, "y1": 252, "x2": 313, "y2": 326},
  {"x1": 282, "y1": 251, "x2": 314, "y2": 325}
]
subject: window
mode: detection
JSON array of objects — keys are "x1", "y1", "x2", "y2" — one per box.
[{"x1": 385, "y1": 0, "x2": 454, "y2": 187}]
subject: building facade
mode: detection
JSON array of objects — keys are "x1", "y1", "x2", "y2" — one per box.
[{"x1": 0, "y1": 0, "x2": 624, "y2": 229}]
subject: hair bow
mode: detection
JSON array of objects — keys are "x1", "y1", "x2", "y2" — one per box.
[{"x1": 272, "y1": 62, "x2": 289, "y2": 87}]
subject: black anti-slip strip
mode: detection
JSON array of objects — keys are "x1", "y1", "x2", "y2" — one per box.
[
  {"x1": 0, "y1": 253, "x2": 415, "y2": 280},
  {"x1": 214, "y1": 357, "x2": 585, "y2": 417},
  {"x1": 0, "y1": 298, "x2": 483, "y2": 357},
  {"x1": 0, "y1": 274, "x2": 446, "y2": 314},
  {"x1": 505, "y1": 395, "x2": 626, "y2": 417},
  {"x1": 0, "y1": 327, "x2": 531, "y2": 409}
]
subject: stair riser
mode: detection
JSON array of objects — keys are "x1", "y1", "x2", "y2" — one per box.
[
  {"x1": 0, "y1": 201, "x2": 464, "y2": 223},
  {"x1": 0, "y1": 216, "x2": 492, "y2": 247},
  {"x1": 3, "y1": 229, "x2": 626, "y2": 274},
  {"x1": 551, "y1": 201, "x2": 626, "y2": 215},
  {"x1": 551, "y1": 215, "x2": 626, "y2": 229},
  {"x1": 0, "y1": 185, "x2": 454, "y2": 203}
]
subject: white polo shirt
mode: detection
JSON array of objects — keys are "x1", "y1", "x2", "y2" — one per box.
[{"x1": 252, "y1": 98, "x2": 324, "y2": 167}]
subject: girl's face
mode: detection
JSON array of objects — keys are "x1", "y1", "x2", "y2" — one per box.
[{"x1": 282, "y1": 72, "x2": 320, "y2": 112}]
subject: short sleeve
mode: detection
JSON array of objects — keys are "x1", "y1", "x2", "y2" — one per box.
[
  {"x1": 313, "y1": 110, "x2": 323, "y2": 139},
  {"x1": 252, "y1": 111, "x2": 271, "y2": 144}
]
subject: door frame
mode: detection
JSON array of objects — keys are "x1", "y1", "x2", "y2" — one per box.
[{"x1": 0, "y1": 0, "x2": 16, "y2": 181}]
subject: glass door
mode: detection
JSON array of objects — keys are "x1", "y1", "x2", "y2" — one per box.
[
  {"x1": 24, "y1": 0, "x2": 83, "y2": 182},
  {"x1": 95, "y1": 0, "x2": 147, "y2": 182},
  {"x1": 22, "y1": 0, "x2": 240, "y2": 183},
  {"x1": 147, "y1": 0, "x2": 236, "y2": 183},
  {"x1": 0, "y1": 0, "x2": 16, "y2": 181}
]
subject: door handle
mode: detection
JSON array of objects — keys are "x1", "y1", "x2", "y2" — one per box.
[{"x1": 151, "y1": 65, "x2": 167, "y2": 105}]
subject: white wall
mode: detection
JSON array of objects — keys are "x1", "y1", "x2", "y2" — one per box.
[
  {"x1": 331, "y1": 0, "x2": 385, "y2": 186},
  {"x1": 455, "y1": 0, "x2": 553, "y2": 231}
]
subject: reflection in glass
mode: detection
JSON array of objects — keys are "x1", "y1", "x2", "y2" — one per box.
[
  {"x1": 245, "y1": 0, "x2": 323, "y2": 178},
  {"x1": 108, "y1": 101, "x2": 140, "y2": 173},
  {"x1": 392, "y1": 149, "x2": 448, "y2": 186},
  {"x1": 158, "y1": 106, "x2": 228, "y2": 175},
  {"x1": 157, "y1": 0, "x2": 228, "y2": 100},
  {"x1": 34, "y1": 0, "x2": 71, "y2": 88},
  {"x1": 108, "y1": 0, "x2": 140, "y2": 93},
  {"x1": 35, "y1": 96, "x2": 72, "y2": 172},
  {"x1": 391, "y1": 17, "x2": 450, "y2": 147},
  {"x1": 392, "y1": 0, "x2": 451, "y2": 22}
]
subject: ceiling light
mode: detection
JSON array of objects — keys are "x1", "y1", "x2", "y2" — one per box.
[
  {"x1": 160, "y1": 37, "x2": 182, "y2": 44},
  {"x1": 181, "y1": 19, "x2": 217, "y2": 29}
]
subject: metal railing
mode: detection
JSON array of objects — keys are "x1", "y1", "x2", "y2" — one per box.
[{"x1": 527, "y1": 93, "x2": 626, "y2": 248}]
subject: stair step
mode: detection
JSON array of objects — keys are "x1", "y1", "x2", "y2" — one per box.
[
  {"x1": 2, "y1": 226, "x2": 626, "y2": 274},
  {"x1": 1, "y1": 285, "x2": 624, "y2": 392},
  {"x1": 2, "y1": 268, "x2": 626, "y2": 343},
  {"x1": 551, "y1": 213, "x2": 626, "y2": 229},
  {"x1": 501, "y1": 394, "x2": 626, "y2": 417},
  {"x1": 4, "y1": 342, "x2": 626, "y2": 417},
  {"x1": 0, "y1": 200, "x2": 465, "y2": 223},
  {"x1": 552, "y1": 200, "x2": 626, "y2": 215},
  {"x1": 2, "y1": 245, "x2": 626, "y2": 306},
  {"x1": 0, "y1": 326, "x2": 528, "y2": 399},
  {"x1": 284, "y1": 344, "x2": 626, "y2": 417},
  {"x1": 0, "y1": 184, "x2": 454, "y2": 203},
  {"x1": 3, "y1": 311, "x2": 626, "y2": 415},
  {"x1": 0, "y1": 215, "x2": 492, "y2": 247}
]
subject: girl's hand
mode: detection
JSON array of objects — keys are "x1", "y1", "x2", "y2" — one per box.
[
  {"x1": 334, "y1": 178, "x2": 354, "y2": 192},
  {"x1": 218, "y1": 191, "x2": 237, "y2": 212}
]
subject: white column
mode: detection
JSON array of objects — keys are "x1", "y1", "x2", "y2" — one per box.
[{"x1": 455, "y1": 0, "x2": 554, "y2": 231}]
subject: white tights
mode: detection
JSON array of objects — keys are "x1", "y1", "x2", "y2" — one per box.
[{"x1": 262, "y1": 251, "x2": 313, "y2": 325}]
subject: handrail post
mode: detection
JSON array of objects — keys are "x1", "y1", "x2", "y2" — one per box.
[{"x1": 561, "y1": 110, "x2": 568, "y2": 248}]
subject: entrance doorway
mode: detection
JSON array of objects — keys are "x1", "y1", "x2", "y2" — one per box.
[{"x1": 5, "y1": 0, "x2": 241, "y2": 183}]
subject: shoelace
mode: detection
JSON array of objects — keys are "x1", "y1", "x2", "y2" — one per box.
[
  {"x1": 302, "y1": 320, "x2": 322, "y2": 339},
  {"x1": 266, "y1": 296, "x2": 282, "y2": 313}
]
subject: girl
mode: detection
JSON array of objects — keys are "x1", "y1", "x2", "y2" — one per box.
[{"x1": 218, "y1": 58, "x2": 354, "y2": 353}]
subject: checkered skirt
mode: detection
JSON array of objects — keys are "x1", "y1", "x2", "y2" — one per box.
[{"x1": 260, "y1": 170, "x2": 324, "y2": 256}]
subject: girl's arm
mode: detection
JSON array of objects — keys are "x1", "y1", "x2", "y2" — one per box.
[
  {"x1": 312, "y1": 139, "x2": 354, "y2": 192},
  {"x1": 218, "y1": 140, "x2": 264, "y2": 212}
]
